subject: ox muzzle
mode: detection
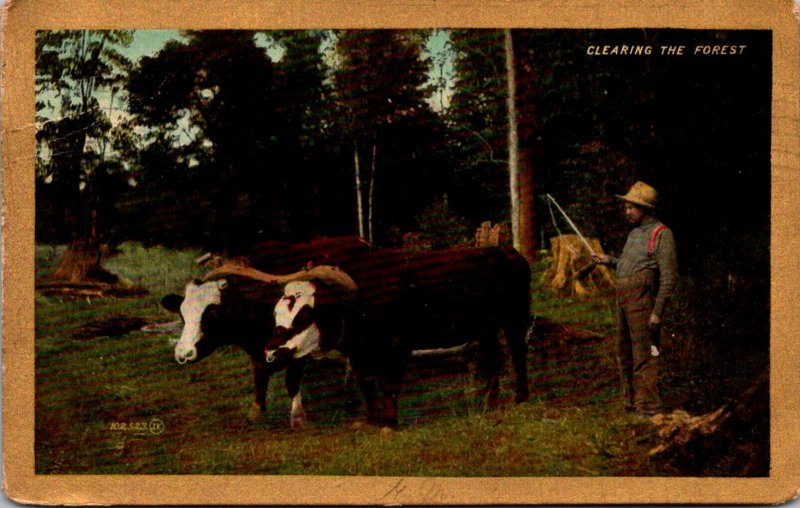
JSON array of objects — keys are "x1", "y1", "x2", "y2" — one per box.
[{"x1": 175, "y1": 344, "x2": 198, "y2": 364}]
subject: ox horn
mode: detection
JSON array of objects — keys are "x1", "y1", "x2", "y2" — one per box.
[{"x1": 204, "y1": 263, "x2": 357, "y2": 301}]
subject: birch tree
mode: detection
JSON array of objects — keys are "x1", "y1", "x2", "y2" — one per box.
[{"x1": 332, "y1": 30, "x2": 430, "y2": 242}]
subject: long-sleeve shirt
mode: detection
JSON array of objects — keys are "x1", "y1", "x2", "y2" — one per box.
[{"x1": 607, "y1": 217, "x2": 678, "y2": 317}]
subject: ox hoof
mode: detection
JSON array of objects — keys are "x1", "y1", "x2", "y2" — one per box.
[
  {"x1": 290, "y1": 406, "x2": 307, "y2": 429},
  {"x1": 247, "y1": 405, "x2": 266, "y2": 422},
  {"x1": 379, "y1": 426, "x2": 394, "y2": 437},
  {"x1": 290, "y1": 414, "x2": 306, "y2": 429}
]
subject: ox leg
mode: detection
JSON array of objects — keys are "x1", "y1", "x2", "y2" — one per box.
[
  {"x1": 249, "y1": 362, "x2": 271, "y2": 421},
  {"x1": 351, "y1": 363, "x2": 380, "y2": 425},
  {"x1": 286, "y1": 358, "x2": 308, "y2": 428},
  {"x1": 505, "y1": 327, "x2": 530, "y2": 404},
  {"x1": 349, "y1": 354, "x2": 382, "y2": 425},
  {"x1": 479, "y1": 336, "x2": 502, "y2": 407},
  {"x1": 380, "y1": 363, "x2": 405, "y2": 428},
  {"x1": 358, "y1": 374, "x2": 380, "y2": 425}
]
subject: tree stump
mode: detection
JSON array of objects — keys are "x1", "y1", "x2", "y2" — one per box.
[
  {"x1": 541, "y1": 234, "x2": 614, "y2": 296},
  {"x1": 45, "y1": 238, "x2": 107, "y2": 284},
  {"x1": 36, "y1": 238, "x2": 143, "y2": 297}
]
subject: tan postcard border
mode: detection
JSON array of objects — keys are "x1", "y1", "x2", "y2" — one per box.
[{"x1": 2, "y1": 0, "x2": 799, "y2": 504}]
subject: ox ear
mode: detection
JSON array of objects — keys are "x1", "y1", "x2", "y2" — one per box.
[{"x1": 161, "y1": 294, "x2": 184, "y2": 313}]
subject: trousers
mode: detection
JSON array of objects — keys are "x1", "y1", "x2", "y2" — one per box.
[{"x1": 615, "y1": 271, "x2": 662, "y2": 412}]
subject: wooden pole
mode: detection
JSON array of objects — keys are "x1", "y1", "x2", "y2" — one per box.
[{"x1": 546, "y1": 194, "x2": 596, "y2": 255}]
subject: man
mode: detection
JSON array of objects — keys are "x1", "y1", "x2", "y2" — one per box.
[{"x1": 592, "y1": 181, "x2": 678, "y2": 416}]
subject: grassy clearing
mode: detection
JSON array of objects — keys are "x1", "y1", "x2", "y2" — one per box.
[{"x1": 35, "y1": 242, "x2": 720, "y2": 476}]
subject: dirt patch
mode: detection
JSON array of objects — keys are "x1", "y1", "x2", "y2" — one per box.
[{"x1": 72, "y1": 316, "x2": 150, "y2": 340}]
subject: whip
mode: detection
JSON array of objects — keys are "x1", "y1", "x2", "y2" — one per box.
[{"x1": 545, "y1": 194, "x2": 596, "y2": 256}]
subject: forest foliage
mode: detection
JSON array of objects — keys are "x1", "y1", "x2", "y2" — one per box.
[{"x1": 35, "y1": 29, "x2": 771, "y2": 291}]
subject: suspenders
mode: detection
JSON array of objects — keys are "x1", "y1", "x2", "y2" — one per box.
[{"x1": 648, "y1": 224, "x2": 667, "y2": 256}]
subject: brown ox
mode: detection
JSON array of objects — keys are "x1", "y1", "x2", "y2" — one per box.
[{"x1": 208, "y1": 245, "x2": 531, "y2": 428}]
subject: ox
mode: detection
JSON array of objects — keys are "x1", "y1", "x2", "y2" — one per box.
[
  {"x1": 161, "y1": 237, "x2": 370, "y2": 426},
  {"x1": 209, "y1": 246, "x2": 531, "y2": 428}
]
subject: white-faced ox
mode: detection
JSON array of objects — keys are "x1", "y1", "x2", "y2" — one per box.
[
  {"x1": 262, "y1": 246, "x2": 531, "y2": 428},
  {"x1": 161, "y1": 264, "x2": 358, "y2": 427},
  {"x1": 161, "y1": 237, "x2": 370, "y2": 427},
  {"x1": 161, "y1": 277, "x2": 315, "y2": 427}
]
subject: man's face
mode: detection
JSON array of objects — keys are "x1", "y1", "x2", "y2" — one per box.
[{"x1": 624, "y1": 202, "x2": 646, "y2": 224}]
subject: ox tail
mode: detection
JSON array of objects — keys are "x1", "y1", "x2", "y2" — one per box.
[{"x1": 502, "y1": 248, "x2": 531, "y2": 403}]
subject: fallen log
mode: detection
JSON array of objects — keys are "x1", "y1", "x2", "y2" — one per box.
[{"x1": 36, "y1": 280, "x2": 148, "y2": 298}]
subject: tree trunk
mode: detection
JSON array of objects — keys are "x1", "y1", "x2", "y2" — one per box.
[
  {"x1": 505, "y1": 29, "x2": 537, "y2": 264},
  {"x1": 367, "y1": 142, "x2": 377, "y2": 243},
  {"x1": 504, "y1": 29, "x2": 520, "y2": 252},
  {"x1": 542, "y1": 234, "x2": 614, "y2": 296},
  {"x1": 517, "y1": 147, "x2": 536, "y2": 263},
  {"x1": 353, "y1": 143, "x2": 365, "y2": 239}
]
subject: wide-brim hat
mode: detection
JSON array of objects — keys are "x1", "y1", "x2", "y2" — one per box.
[{"x1": 615, "y1": 181, "x2": 658, "y2": 209}]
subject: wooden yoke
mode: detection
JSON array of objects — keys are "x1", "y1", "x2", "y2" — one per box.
[{"x1": 204, "y1": 262, "x2": 358, "y2": 302}]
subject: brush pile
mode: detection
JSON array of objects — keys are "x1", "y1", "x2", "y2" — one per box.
[{"x1": 649, "y1": 369, "x2": 769, "y2": 476}]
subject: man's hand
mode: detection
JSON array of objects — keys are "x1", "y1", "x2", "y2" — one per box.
[
  {"x1": 591, "y1": 253, "x2": 612, "y2": 264},
  {"x1": 648, "y1": 313, "x2": 661, "y2": 327}
]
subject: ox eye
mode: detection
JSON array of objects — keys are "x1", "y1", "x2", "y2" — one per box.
[
  {"x1": 160, "y1": 294, "x2": 184, "y2": 314},
  {"x1": 285, "y1": 295, "x2": 296, "y2": 312}
]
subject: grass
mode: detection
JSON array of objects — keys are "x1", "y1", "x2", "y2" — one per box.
[{"x1": 33, "y1": 242, "x2": 760, "y2": 476}]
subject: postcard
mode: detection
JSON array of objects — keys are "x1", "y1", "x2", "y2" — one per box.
[{"x1": 2, "y1": 0, "x2": 799, "y2": 504}]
